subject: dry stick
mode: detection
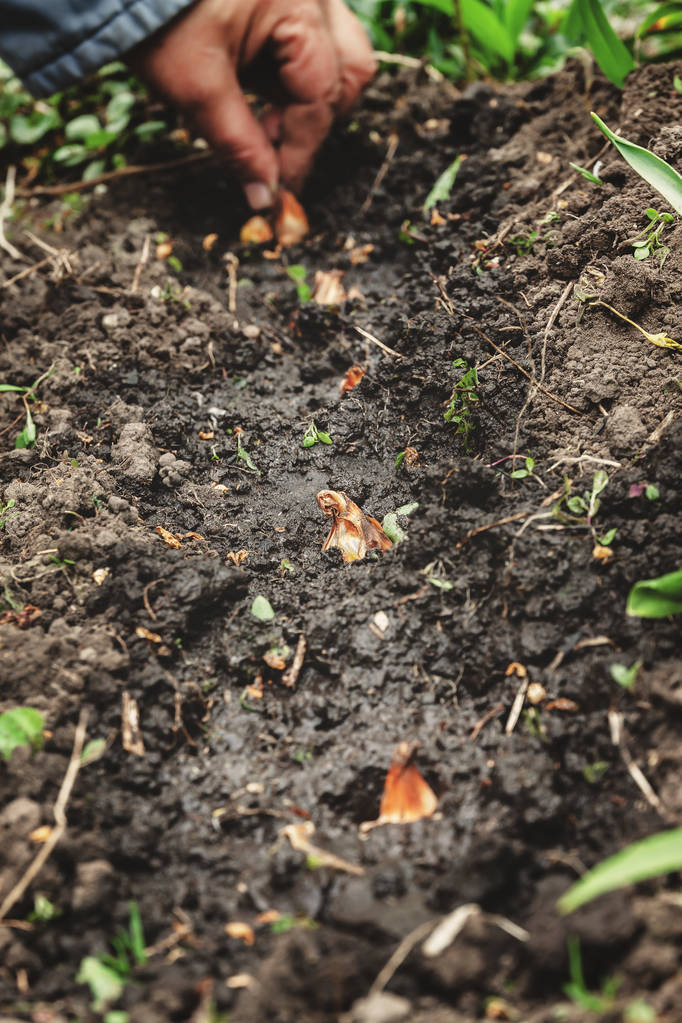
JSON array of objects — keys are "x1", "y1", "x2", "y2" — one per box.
[
  {"x1": 354, "y1": 324, "x2": 403, "y2": 359},
  {"x1": 372, "y1": 50, "x2": 444, "y2": 83},
  {"x1": 131, "y1": 234, "x2": 151, "y2": 294},
  {"x1": 282, "y1": 633, "x2": 306, "y2": 689},
  {"x1": 465, "y1": 321, "x2": 584, "y2": 416},
  {"x1": 505, "y1": 677, "x2": 529, "y2": 735},
  {"x1": 368, "y1": 919, "x2": 438, "y2": 998},
  {"x1": 608, "y1": 710, "x2": 665, "y2": 817},
  {"x1": 455, "y1": 511, "x2": 529, "y2": 548},
  {"x1": 0, "y1": 165, "x2": 25, "y2": 262},
  {"x1": 16, "y1": 150, "x2": 214, "y2": 198},
  {"x1": 0, "y1": 709, "x2": 88, "y2": 923},
  {"x1": 1, "y1": 255, "x2": 52, "y2": 289},
  {"x1": 540, "y1": 281, "x2": 573, "y2": 385},
  {"x1": 360, "y1": 132, "x2": 399, "y2": 216}
]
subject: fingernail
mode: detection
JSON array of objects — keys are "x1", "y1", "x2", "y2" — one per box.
[{"x1": 244, "y1": 182, "x2": 273, "y2": 211}]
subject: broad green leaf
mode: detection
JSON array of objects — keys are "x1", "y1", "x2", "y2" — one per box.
[
  {"x1": 105, "y1": 91, "x2": 135, "y2": 127},
  {"x1": 81, "y1": 738, "x2": 107, "y2": 764},
  {"x1": 558, "y1": 828, "x2": 682, "y2": 913},
  {"x1": 134, "y1": 120, "x2": 166, "y2": 141},
  {"x1": 504, "y1": 0, "x2": 535, "y2": 43},
  {"x1": 0, "y1": 707, "x2": 44, "y2": 761},
  {"x1": 82, "y1": 159, "x2": 107, "y2": 182},
  {"x1": 609, "y1": 660, "x2": 641, "y2": 690},
  {"x1": 591, "y1": 469, "x2": 609, "y2": 498},
  {"x1": 251, "y1": 595, "x2": 275, "y2": 621},
  {"x1": 9, "y1": 108, "x2": 60, "y2": 145},
  {"x1": 77, "y1": 956, "x2": 124, "y2": 1012},
  {"x1": 626, "y1": 567, "x2": 682, "y2": 617},
  {"x1": 423, "y1": 155, "x2": 463, "y2": 215},
  {"x1": 65, "y1": 114, "x2": 102, "y2": 140},
  {"x1": 591, "y1": 113, "x2": 682, "y2": 215},
  {"x1": 460, "y1": 0, "x2": 514, "y2": 64},
  {"x1": 571, "y1": 0, "x2": 634, "y2": 87},
  {"x1": 53, "y1": 143, "x2": 88, "y2": 167}
]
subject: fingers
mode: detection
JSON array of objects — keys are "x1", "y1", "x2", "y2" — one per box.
[
  {"x1": 325, "y1": 0, "x2": 378, "y2": 115},
  {"x1": 277, "y1": 100, "x2": 334, "y2": 192}
]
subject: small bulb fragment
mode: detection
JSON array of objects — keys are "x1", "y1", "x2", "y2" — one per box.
[
  {"x1": 274, "y1": 188, "x2": 309, "y2": 246},
  {"x1": 361, "y1": 742, "x2": 438, "y2": 832},
  {"x1": 240, "y1": 215, "x2": 274, "y2": 245},
  {"x1": 316, "y1": 490, "x2": 392, "y2": 563},
  {"x1": 340, "y1": 365, "x2": 365, "y2": 395}
]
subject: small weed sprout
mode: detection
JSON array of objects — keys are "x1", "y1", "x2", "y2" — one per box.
[
  {"x1": 302, "y1": 422, "x2": 332, "y2": 448},
  {"x1": 287, "y1": 264, "x2": 311, "y2": 302},
  {"x1": 0, "y1": 706, "x2": 44, "y2": 761},
  {"x1": 563, "y1": 936, "x2": 620, "y2": 1013},
  {"x1": 553, "y1": 471, "x2": 617, "y2": 545},
  {"x1": 0, "y1": 498, "x2": 16, "y2": 527},
  {"x1": 77, "y1": 901, "x2": 146, "y2": 1012},
  {"x1": 0, "y1": 364, "x2": 55, "y2": 449},
  {"x1": 570, "y1": 162, "x2": 603, "y2": 185},
  {"x1": 610, "y1": 660, "x2": 642, "y2": 690},
  {"x1": 444, "y1": 358, "x2": 479, "y2": 448},
  {"x1": 628, "y1": 208, "x2": 674, "y2": 268}
]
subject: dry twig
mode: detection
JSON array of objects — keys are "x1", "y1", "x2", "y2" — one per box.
[
  {"x1": 0, "y1": 165, "x2": 25, "y2": 262},
  {"x1": 16, "y1": 150, "x2": 213, "y2": 198},
  {"x1": 353, "y1": 324, "x2": 403, "y2": 358},
  {"x1": 360, "y1": 132, "x2": 399, "y2": 215}
]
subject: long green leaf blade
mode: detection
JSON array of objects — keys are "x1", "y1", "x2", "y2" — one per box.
[
  {"x1": 460, "y1": 0, "x2": 515, "y2": 64},
  {"x1": 504, "y1": 0, "x2": 535, "y2": 44},
  {"x1": 626, "y1": 567, "x2": 682, "y2": 617},
  {"x1": 591, "y1": 113, "x2": 682, "y2": 215},
  {"x1": 576, "y1": 0, "x2": 635, "y2": 87},
  {"x1": 636, "y1": 2, "x2": 682, "y2": 38},
  {"x1": 558, "y1": 829, "x2": 682, "y2": 913}
]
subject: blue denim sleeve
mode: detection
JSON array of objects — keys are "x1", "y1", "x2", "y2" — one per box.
[{"x1": 0, "y1": 0, "x2": 195, "y2": 96}]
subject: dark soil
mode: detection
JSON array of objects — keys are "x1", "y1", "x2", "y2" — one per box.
[{"x1": 1, "y1": 58, "x2": 681, "y2": 1023}]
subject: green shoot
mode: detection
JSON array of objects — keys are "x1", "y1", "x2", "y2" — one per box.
[
  {"x1": 628, "y1": 208, "x2": 674, "y2": 267},
  {"x1": 423, "y1": 155, "x2": 463, "y2": 215},
  {"x1": 559, "y1": 829, "x2": 682, "y2": 913},
  {"x1": 510, "y1": 456, "x2": 535, "y2": 479},
  {"x1": 287, "y1": 264, "x2": 311, "y2": 303},
  {"x1": 563, "y1": 936, "x2": 620, "y2": 1011},
  {"x1": 302, "y1": 422, "x2": 332, "y2": 448},
  {"x1": 77, "y1": 901, "x2": 146, "y2": 1010},
  {"x1": 569, "y1": 162, "x2": 603, "y2": 185},
  {"x1": 236, "y1": 435, "x2": 259, "y2": 473},
  {"x1": 609, "y1": 660, "x2": 642, "y2": 690},
  {"x1": 444, "y1": 358, "x2": 479, "y2": 448},
  {"x1": 565, "y1": 0, "x2": 634, "y2": 87},
  {"x1": 591, "y1": 113, "x2": 682, "y2": 215},
  {"x1": 626, "y1": 567, "x2": 682, "y2": 617},
  {"x1": 28, "y1": 894, "x2": 61, "y2": 923},
  {"x1": 251, "y1": 595, "x2": 275, "y2": 622},
  {"x1": 0, "y1": 497, "x2": 16, "y2": 527},
  {"x1": 382, "y1": 502, "x2": 419, "y2": 544}
]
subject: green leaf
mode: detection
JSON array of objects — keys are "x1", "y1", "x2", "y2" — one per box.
[
  {"x1": 105, "y1": 91, "x2": 135, "y2": 128},
  {"x1": 636, "y1": 2, "x2": 682, "y2": 38},
  {"x1": 591, "y1": 113, "x2": 682, "y2": 215},
  {"x1": 82, "y1": 159, "x2": 106, "y2": 181},
  {"x1": 423, "y1": 155, "x2": 463, "y2": 215},
  {"x1": 411, "y1": 0, "x2": 454, "y2": 14},
  {"x1": 9, "y1": 108, "x2": 60, "y2": 145},
  {"x1": 569, "y1": 162, "x2": 603, "y2": 185},
  {"x1": 503, "y1": 0, "x2": 535, "y2": 44},
  {"x1": 395, "y1": 451, "x2": 406, "y2": 469},
  {"x1": 597, "y1": 527, "x2": 617, "y2": 545},
  {"x1": 81, "y1": 738, "x2": 107, "y2": 765},
  {"x1": 645, "y1": 484, "x2": 660, "y2": 500},
  {"x1": 427, "y1": 576, "x2": 453, "y2": 591},
  {"x1": 52, "y1": 143, "x2": 89, "y2": 167},
  {"x1": 460, "y1": 0, "x2": 514, "y2": 64},
  {"x1": 382, "y1": 512, "x2": 407, "y2": 544},
  {"x1": 15, "y1": 406, "x2": 36, "y2": 449},
  {"x1": 287, "y1": 264, "x2": 307, "y2": 283},
  {"x1": 0, "y1": 707, "x2": 44, "y2": 761},
  {"x1": 316, "y1": 431, "x2": 332, "y2": 445},
  {"x1": 571, "y1": 0, "x2": 634, "y2": 87},
  {"x1": 65, "y1": 114, "x2": 102, "y2": 140},
  {"x1": 675, "y1": 74, "x2": 682, "y2": 94},
  {"x1": 395, "y1": 501, "x2": 419, "y2": 516},
  {"x1": 251, "y1": 595, "x2": 275, "y2": 621},
  {"x1": 0, "y1": 384, "x2": 28, "y2": 393},
  {"x1": 77, "y1": 956, "x2": 124, "y2": 1012},
  {"x1": 566, "y1": 495, "x2": 588, "y2": 514},
  {"x1": 626, "y1": 568, "x2": 682, "y2": 617},
  {"x1": 0, "y1": 123, "x2": 7, "y2": 149},
  {"x1": 609, "y1": 660, "x2": 641, "y2": 690},
  {"x1": 558, "y1": 828, "x2": 682, "y2": 913},
  {"x1": 134, "y1": 120, "x2": 166, "y2": 141},
  {"x1": 302, "y1": 436, "x2": 316, "y2": 448}
]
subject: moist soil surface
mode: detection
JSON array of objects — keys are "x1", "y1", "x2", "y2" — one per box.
[{"x1": 1, "y1": 59, "x2": 681, "y2": 1023}]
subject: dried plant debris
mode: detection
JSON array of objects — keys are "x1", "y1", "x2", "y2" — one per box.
[
  {"x1": 240, "y1": 188, "x2": 309, "y2": 248},
  {"x1": 316, "y1": 490, "x2": 392, "y2": 563},
  {"x1": 361, "y1": 742, "x2": 438, "y2": 832}
]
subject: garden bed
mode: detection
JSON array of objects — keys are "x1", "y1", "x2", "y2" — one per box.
[{"x1": 0, "y1": 58, "x2": 681, "y2": 1023}]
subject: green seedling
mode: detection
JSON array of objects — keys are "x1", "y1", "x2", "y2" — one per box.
[
  {"x1": 592, "y1": 113, "x2": 682, "y2": 215},
  {"x1": 0, "y1": 498, "x2": 16, "y2": 527},
  {"x1": 609, "y1": 660, "x2": 642, "y2": 690},
  {"x1": 279, "y1": 558, "x2": 294, "y2": 575},
  {"x1": 628, "y1": 208, "x2": 674, "y2": 267},
  {"x1": 626, "y1": 567, "x2": 682, "y2": 617},
  {"x1": 287, "y1": 264, "x2": 311, "y2": 302},
  {"x1": 553, "y1": 470, "x2": 616, "y2": 544},
  {"x1": 563, "y1": 936, "x2": 620, "y2": 1012},
  {"x1": 28, "y1": 894, "x2": 61, "y2": 923},
  {"x1": 251, "y1": 595, "x2": 275, "y2": 621},
  {"x1": 583, "y1": 761, "x2": 609, "y2": 784},
  {"x1": 236, "y1": 434, "x2": 259, "y2": 473},
  {"x1": 569, "y1": 162, "x2": 603, "y2": 185},
  {"x1": 423, "y1": 560, "x2": 453, "y2": 591},
  {"x1": 382, "y1": 501, "x2": 419, "y2": 544},
  {"x1": 0, "y1": 364, "x2": 54, "y2": 449},
  {"x1": 423, "y1": 154, "x2": 463, "y2": 215},
  {"x1": 77, "y1": 901, "x2": 146, "y2": 1011},
  {"x1": 625, "y1": 1000, "x2": 657, "y2": 1023},
  {"x1": 81, "y1": 738, "x2": 107, "y2": 765},
  {"x1": 559, "y1": 828, "x2": 682, "y2": 914},
  {"x1": 580, "y1": 295, "x2": 682, "y2": 351},
  {"x1": 444, "y1": 358, "x2": 479, "y2": 448},
  {"x1": 509, "y1": 456, "x2": 539, "y2": 481},
  {"x1": 508, "y1": 228, "x2": 538, "y2": 256},
  {"x1": 270, "y1": 914, "x2": 317, "y2": 934},
  {"x1": 302, "y1": 422, "x2": 332, "y2": 448},
  {"x1": 0, "y1": 706, "x2": 44, "y2": 761}
]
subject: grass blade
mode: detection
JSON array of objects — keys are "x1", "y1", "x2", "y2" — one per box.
[
  {"x1": 558, "y1": 829, "x2": 682, "y2": 913},
  {"x1": 591, "y1": 113, "x2": 682, "y2": 215},
  {"x1": 424, "y1": 155, "x2": 463, "y2": 214},
  {"x1": 636, "y1": 2, "x2": 682, "y2": 38},
  {"x1": 503, "y1": 0, "x2": 535, "y2": 44},
  {"x1": 572, "y1": 0, "x2": 635, "y2": 87},
  {"x1": 460, "y1": 0, "x2": 515, "y2": 64}
]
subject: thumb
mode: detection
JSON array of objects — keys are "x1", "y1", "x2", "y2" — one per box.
[{"x1": 191, "y1": 62, "x2": 280, "y2": 209}]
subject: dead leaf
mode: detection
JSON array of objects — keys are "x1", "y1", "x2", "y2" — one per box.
[
  {"x1": 183, "y1": 531, "x2": 205, "y2": 541},
  {"x1": 263, "y1": 649, "x2": 288, "y2": 671},
  {"x1": 505, "y1": 662, "x2": 527, "y2": 678},
  {"x1": 29, "y1": 824, "x2": 52, "y2": 843},
  {"x1": 202, "y1": 233, "x2": 218, "y2": 251},
  {"x1": 274, "y1": 188, "x2": 309, "y2": 246},
  {"x1": 340, "y1": 365, "x2": 365, "y2": 395},
  {"x1": 225, "y1": 921, "x2": 255, "y2": 945},
  {"x1": 316, "y1": 490, "x2": 392, "y2": 563},
  {"x1": 198, "y1": 430, "x2": 214, "y2": 440},
  {"x1": 227, "y1": 549, "x2": 249, "y2": 566},
  {"x1": 245, "y1": 679, "x2": 263, "y2": 701},
  {"x1": 430, "y1": 209, "x2": 446, "y2": 226},
  {"x1": 403, "y1": 447, "x2": 420, "y2": 467},
  {"x1": 136, "y1": 626, "x2": 163, "y2": 644},
  {"x1": 536, "y1": 151, "x2": 553, "y2": 164},
  {"x1": 122, "y1": 691, "x2": 145, "y2": 756},
  {"x1": 156, "y1": 525, "x2": 182, "y2": 549},
  {"x1": 0, "y1": 604, "x2": 42, "y2": 628},
  {"x1": 361, "y1": 742, "x2": 438, "y2": 832},
  {"x1": 226, "y1": 974, "x2": 255, "y2": 989},
  {"x1": 313, "y1": 269, "x2": 346, "y2": 305},
  {"x1": 281, "y1": 821, "x2": 364, "y2": 875},
  {"x1": 240, "y1": 215, "x2": 274, "y2": 245},
  {"x1": 545, "y1": 698, "x2": 579, "y2": 712},
  {"x1": 348, "y1": 242, "x2": 374, "y2": 265}
]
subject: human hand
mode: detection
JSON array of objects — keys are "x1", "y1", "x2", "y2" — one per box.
[{"x1": 130, "y1": 0, "x2": 376, "y2": 208}]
